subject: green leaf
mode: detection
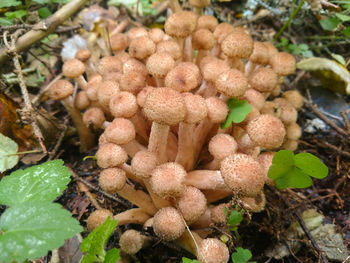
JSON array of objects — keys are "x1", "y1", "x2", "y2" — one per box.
[
  {"x1": 268, "y1": 150, "x2": 295, "y2": 180},
  {"x1": 33, "y1": 0, "x2": 49, "y2": 4},
  {"x1": 274, "y1": 167, "x2": 312, "y2": 190},
  {"x1": 294, "y1": 153, "x2": 328, "y2": 179},
  {"x1": 343, "y1": 26, "x2": 350, "y2": 37},
  {"x1": 228, "y1": 210, "x2": 243, "y2": 231},
  {"x1": 0, "y1": 159, "x2": 71, "y2": 206},
  {"x1": 221, "y1": 99, "x2": 252, "y2": 129},
  {"x1": 280, "y1": 37, "x2": 289, "y2": 46},
  {"x1": 182, "y1": 257, "x2": 201, "y2": 263},
  {"x1": 330, "y1": 53, "x2": 346, "y2": 66},
  {"x1": 335, "y1": 13, "x2": 350, "y2": 22},
  {"x1": 5, "y1": 10, "x2": 27, "y2": 20},
  {"x1": 38, "y1": 7, "x2": 52, "y2": 18},
  {"x1": 0, "y1": 0, "x2": 21, "y2": 8},
  {"x1": 319, "y1": 17, "x2": 340, "y2": 31},
  {"x1": 0, "y1": 17, "x2": 14, "y2": 26},
  {"x1": 231, "y1": 247, "x2": 255, "y2": 263},
  {"x1": 0, "y1": 202, "x2": 83, "y2": 262},
  {"x1": 104, "y1": 248, "x2": 120, "y2": 263},
  {"x1": 0, "y1": 133, "x2": 18, "y2": 173},
  {"x1": 301, "y1": 50, "x2": 313, "y2": 58},
  {"x1": 81, "y1": 217, "x2": 118, "y2": 262},
  {"x1": 298, "y1": 43, "x2": 309, "y2": 51}
]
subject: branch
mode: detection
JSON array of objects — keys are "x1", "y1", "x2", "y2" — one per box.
[{"x1": 0, "y1": 0, "x2": 89, "y2": 66}]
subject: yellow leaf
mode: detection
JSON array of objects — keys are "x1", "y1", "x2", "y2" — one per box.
[{"x1": 297, "y1": 57, "x2": 350, "y2": 95}]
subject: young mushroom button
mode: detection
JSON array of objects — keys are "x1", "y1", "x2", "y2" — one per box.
[{"x1": 153, "y1": 207, "x2": 186, "y2": 241}]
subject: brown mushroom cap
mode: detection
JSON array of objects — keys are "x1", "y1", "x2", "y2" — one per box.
[
  {"x1": 205, "y1": 97, "x2": 229, "y2": 123},
  {"x1": 157, "y1": 40, "x2": 182, "y2": 60},
  {"x1": 192, "y1": 29, "x2": 215, "y2": 50},
  {"x1": 127, "y1": 27, "x2": 149, "y2": 42},
  {"x1": 143, "y1": 88, "x2": 186, "y2": 126},
  {"x1": 75, "y1": 49, "x2": 91, "y2": 62},
  {"x1": 213, "y1": 23, "x2": 234, "y2": 43},
  {"x1": 257, "y1": 151, "x2": 275, "y2": 185},
  {"x1": 249, "y1": 42, "x2": 269, "y2": 64},
  {"x1": 83, "y1": 107, "x2": 106, "y2": 129},
  {"x1": 243, "y1": 89, "x2": 265, "y2": 110},
  {"x1": 119, "y1": 230, "x2": 146, "y2": 254},
  {"x1": 221, "y1": 30, "x2": 254, "y2": 59},
  {"x1": 215, "y1": 68, "x2": 248, "y2": 97},
  {"x1": 153, "y1": 207, "x2": 186, "y2": 241},
  {"x1": 197, "y1": 15, "x2": 218, "y2": 32},
  {"x1": 87, "y1": 209, "x2": 113, "y2": 231},
  {"x1": 164, "y1": 11, "x2": 198, "y2": 38},
  {"x1": 97, "y1": 80, "x2": 120, "y2": 109},
  {"x1": 273, "y1": 98, "x2": 298, "y2": 124},
  {"x1": 247, "y1": 114, "x2": 286, "y2": 149},
  {"x1": 123, "y1": 58, "x2": 148, "y2": 76},
  {"x1": 210, "y1": 203, "x2": 228, "y2": 224},
  {"x1": 183, "y1": 93, "x2": 207, "y2": 124},
  {"x1": 241, "y1": 191, "x2": 266, "y2": 212},
  {"x1": 200, "y1": 57, "x2": 230, "y2": 83},
  {"x1": 209, "y1": 134, "x2": 238, "y2": 161},
  {"x1": 150, "y1": 162, "x2": 186, "y2": 199},
  {"x1": 148, "y1": 28, "x2": 165, "y2": 44},
  {"x1": 105, "y1": 118, "x2": 136, "y2": 145},
  {"x1": 146, "y1": 52, "x2": 175, "y2": 78},
  {"x1": 189, "y1": 0, "x2": 210, "y2": 8},
  {"x1": 115, "y1": 51, "x2": 130, "y2": 63},
  {"x1": 109, "y1": 91, "x2": 138, "y2": 118},
  {"x1": 75, "y1": 91, "x2": 90, "y2": 110},
  {"x1": 137, "y1": 86, "x2": 155, "y2": 107},
  {"x1": 62, "y1": 58, "x2": 86, "y2": 78},
  {"x1": 131, "y1": 150, "x2": 158, "y2": 179},
  {"x1": 96, "y1": 143, "x2": 128, "y2": 168},
  {"x1": 49, "y1": 79, "x2": 74, "y2": 100},
  {"x1": 165, "y1": 62, "x2": 202, "y2": 92},
  {"x1": 110, "y1": 33, "x2": 128, "y2": 52},
  {"x1": 282, "y1": 90, "x2": 304, "y2": 110},
  {"x1": 286, "y1": 122, "x2": 302, "y2": 140},
  {"x1": 282, "y1": 139, "x2": 298, "y2": 151},
  {"x1": 177, "y1": 186, "x2": 207, "y2": 224},
  {"x1": 270, "y1": 52, "x2": 296, "y2": 76},
  {"x1": 99, "y1": 167, "x2": 126, "y2": 193},
  {"x1": 97, "y1": 56, "x2": 122, "y2": 76},
  {"x1": 119, "y1": 71, "x2": 146, "y2": 94},
  {"x1": 197, "y1": 238, "x2": 230, "y2": 263},
  {"x1": 220, "y1": 153, "x2": 265, "y2": 197},
  {"x1": 263, "y1": 41, "x2": 279, "y2": 59},
  {"x1": 249, "y1": 67, "x2": 278, "y2": 93},
  {"x1": 129, "y1": 36, "x2": 156, "y2": 60}
]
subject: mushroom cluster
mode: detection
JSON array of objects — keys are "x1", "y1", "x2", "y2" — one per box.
[{"x1": 50, "y1": 5, "x2": 304, "y2": 262}]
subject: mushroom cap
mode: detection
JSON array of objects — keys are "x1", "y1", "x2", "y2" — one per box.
[
  {"x1": 270, "y1": 52, "x2": 296, "y2": 75},
  {"x1": 196, "y1": 15, "x2": 218, "y2": 32},
  {"x1": 115, "y1": 51, "x2": 130, "y2": 63},
  {"x1": 97, "y1": 80, "x2": 120, "y2": 109},
  {"x1": 99, "y1": 167, "x2": 126, "y2": 193},
  {"x1": 205, "y1": 97, "x2": 229, "y2": 123},
  {"x1": 192, "y1": 29, "x2": 215, "y2": 50},
  {"x1": 164, "y1": 11, "x2": 198, "y2": 38},
  {"x1": 105, "y1": 118, "x2": 136, "y2": 145},
  {"x1": 247, "y1": 114, "x2": 286, "y2": 149},
  {"x1": 189, "y1": 0, "x2": 210, "y2": 8},
  {"x1": 221, "y1": 30, "x2": 254, "y2": 59},
  {"x1": 110, "y1": 33, "x2": 128, "y2": 52},
  {"x1": 243, "y1": 89, "x2": 265, "y2": 110},
  {"x1": 131, "y1": 150, "x2": 158, "y2": 179},
  {"x1": 282, "y1": 90, "x2": 304, "y2": 110},
  {"x1": 200, "y1": 56, "x2": 230, "y2": 83},
  {"x1": 96, "y1": 143, "x2": 128, "y2": 168},
  {"x1": 83, "y1": 107, "x2": 106, "y2": 129},
  {"x1": 257, "y1": 151, "x2": 275, "y2": 186},
  {"x1": 182, "y1": 93, "x2": 207, "y2": 124},
  {"x1": 137, "y1": 86, "x2": 155, "y2": 107},
  {"x1": 260, "y1": 101, "x2": 280, "y2": 118},
  {"x1": 150, "y1": 162, "x2": 186, "y2": 199},
  {"x1": 87, "y1": 209, "x2": 113, "y2": 231},
  {"x1": 49, "y1": 79, "x2": 74, "y2": 100},
  {"x1": 62, "y1": 58, "x2": 86, "y2": 78},
  {"x1": 215, "y1": 68, "x2": 248, "y2": 97},
  {"x1": 286, "y1": 122, "x2": 302, "y2": 140},
  {"x1": 146, "y1": 52, "x2": 175, "y2": 78},
  {"x1": 177, "y1": 186, "x2": 207, "y2": 224},
  {"x1": 282, "y1": 139, "x2": 298, "y2": 151},
  {"x1": 241, "y1": 191, "x2": 266, "y2": 212},
  {"x1": 119, "y1": 230, "x2": 146, "y2": 254},
  {"x1": 97, "y1": 56, "x2": 123, "y2": 76},
  {"x1": 75, "y1": 49, "x2": 91, "y2": 62},
  {"x1": 165, "y1": 62, "x2": 202, "y2": 92},
  {"x1": 249, "y1": 42, "x2": 269, "y2": 64},
  {"x1": 75, "y1": 91, "x2": 90, "y2": 110},
  {"x1": 148, "y1": 28, "x2": 165, "y2": 44},
  {"x1": 249, "y1": 67, "x2": 278, "y2": 93},
  {"x1": 153, "y1": 207, "x2": 186, "y2": 241},
  {"x1": 119, "y1": 71, "x2": 146, "y2": 94},
  {"x1": 127, "y1": 27, "x2": 149, "y2": 42},
  {"x1": 210, "y1": 203, "x2": 228, "y2": 224},
  {"x1": 123, "y1": 58, "x2": 148, "y2": 76},
  {"x1": 213, "y1": 23, "x2": 234, "y2": 43},
  {"x1": 109, "y1": 91, "x2": 138, "y2": 118},
  {"x1": 129, "y1": 36, "x2": 156, "y2": 60},
  {"x1": 263, "y1": 41, "x2": 279, "y2": 58},
  {"x1": 273, "y1": 98, "x2": 298, "y2": 124},
  {"x1": 157, "y1": 40, "x2": 182, "y2": 60},
  {"x1": 197, "y1": 238, "x2": 230, "y2": 263},
  {"x1": 220, "y1": 153, "x2": 265, "y2": 197},
  {"x1": 209, "y1": 134, "x2": 238, "y2": 160},
  {"x1": 143, "y1": 88, "x2": 186, "y2": 126}
]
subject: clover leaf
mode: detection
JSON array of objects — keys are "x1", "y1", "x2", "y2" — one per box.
[
  {"x1": 221, "y1": 98, "x2": 252, "y2": 129},
  {"x1": 268, "y1": 150, "x2": 328, "y2": 189},
  {"x1": 231, "y1": 247, "x2": 256, "y2": 263}
]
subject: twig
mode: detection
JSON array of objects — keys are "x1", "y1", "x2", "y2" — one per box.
[
  {"x1": 3, "y1": 30, "x2": 47, "y2": 154},
  {"x1": 340, "y1": 111, "x2": 350, "y2": 133},
  {"x1": 77, "y1": 180, "x2": 102, "y2": 210},
  {"x1": 313, "y1": 141, "x2": 350, "y2": 158},
  {"x1": 32, "y1": 73, "x2": 63, "y2": 105},
  {"x1": 48, "y1": 121, "x2": 68, "y2": 160},
  {"x1": 0, "y1": 0, "x2": 89, "y2": 66},
  {"x1": 27, "y1": 49, "x2": 53, "y2": 75}
]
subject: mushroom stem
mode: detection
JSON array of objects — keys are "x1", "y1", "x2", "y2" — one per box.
[
  {"x1": 114, "y1": 208, "x2": 151, "y2": 225},
  {"x1": 75, "y1": 75, "x2": 88, "y2": 90},
  {"x1": 121, "y1": 163, "x2": 145, "y2": 186},
  {"x1": 148, "y1": 122, "x2": 169, "y2": 164},
  {"x1": 193, "y1": 118, "x2": 214, "y2": 162},
  {"x1": 169, "y1": 0, "x2": 182, "y2": 13},
  {"x1": 185, "y1": 170, "x2": 229, "y2": 191},
  {"x1": 122, "y1": 140, "x2": 147, "y2": 157},
  {"x1": 175, "y1": 122, "x2": 195, "y2": 171},
  {"x1": 129, "y1": 111, "x2": 150, "y2": 142},
  {"x1": 183, "y1": 36, "x2": 193, "y2": 62}
]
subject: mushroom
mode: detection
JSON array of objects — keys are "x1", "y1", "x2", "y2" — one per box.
[
  {"x1": 86, "y1": 209, "x2": 113, "y2": 231},
  {"x1": 62, "y1": 58, "x2": 87, "y2": 90},
  {"x1": 119, "y1": 229, "x2": 150, "y2": 255},
  {"x1": 153, "y1": 207, "x2": 186, "y2": 241}
]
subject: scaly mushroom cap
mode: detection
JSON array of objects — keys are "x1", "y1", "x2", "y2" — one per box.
[
  {"x1": 282, "y1": 90, "x2": 304, "y2": 110},
  {"x1": 127, "y1": 27, "x2": 149, "y2": 42},
  {"x1": 247, "y1": 114, "x2": 286, "y2": 149},
  {"x1": 213, "y1": 23, "x2": 234, "y2": 43},
  {"x1": 131, "y1": 150, "x2": 158, "y2": 179},
  {"x1": 96, "y1": 143, "x2": 128, "y2": 168},
  {"x1": 115, "y1": 51, "x2": 130, "y2": 63},
  {"x1": 215, "y1": 69, "x2": 248, "y2": 97},
  {"x1": 97, "y1": 80, "x2": 120, "y2": 109},
  {"x1": 182, "y1": 93, "x2": 207, "y2": 124},
  {"x1": 62, "y1": 58, "x2": 85, "y2": 78},
  {"x1": 241, "y1": 191, "x2": 266, "y2": 212},
  {"x1": 270, "y1": 52, "x2": 296, "y2": 76},
  {"x1": 151, "y1": 162, "x2": 186, "y2": 199},
  {"x1": 83, "y1": 107, "x2": 106, "y2": 129},
  {"x1": 249, "y1": 67, "x2": 278, "y2": 93},
  {"x1": 87, "y1": 209, "x2": 113, "y2": 231},
  {"x1": 243, "y1": 89, "x2": 265, "y2": 110},
  {"x1": 165, "y1": 62, "x2": 202, "y2": 92},
  {"x1": 119, "y1": 230, "x2": 146, "y2": 254},
  {"x1": 157, "y1": 40, "x2": 182, "y2": 60},
  {"x1": 205, "y1": 97, "x2": 229, "y2": 123},
  {"x1": 249, "y1": 42, "x2": 269, "y2": 64},
  {"x1": 220, "y1": 153, "x2": 265, "y2": 197},
  {"x1": 286, "y1": 122, "x2": 302, "y2": 140},
  {"x1": 143, "y1": 88, "x2": 186, "y2": 126},
  {"x1": 137, "y1": 86, "x2": 155, "y2": 107},
  {"x1": 177, "y1": 186, "x2": 207, "y2": 224},
  {"x1": 105, "y1": 118, "x2": 136, "y2": 145},
  {"x1": 256, "y1": 151, "x2": 275, "y2": 186},
  {"x1": 196, "y1": 15, "x2": 218, "y2": 32},
  {"x1": 210, "y1": 203, "x2": 228, "y2": 224},
  {"x1": 189, "y1": 0, "x2": 210, "y2": 8},
  {"x1": 75, "y1": 49, "x2": 91, "y2": 62},
  {"x1": 149, "y1": 28, "x2": 165, "y2": 44},
  {"x1": 221, "y1": 30, "x2": 254, "y2": 59},
  {"x1": 123, "y1": 58, "x2": 148, "y2": 76},
  {"x1": 273, "y1": 98, "x2": 298, "y2": 124},
  {"x1": 146, "y1": 52, "x2": 175, "y2": 78},
  {"x1": 153, "y1": 207, "x2": 186, "y2": 241},
  {"x1": 75, "y1": 91, "x2": 90, "y2": 110},
  {"x1": 109, "y1": 91, "x2": 138, "y2": 118},
  {"x1": 200, "y1": 57, "x2": 230, "y2": 83},
  {"x1": 263, "y1": 41, "x2": 279, "y2": 58},
  {"x1": 209, "y1": 134, "x2": 238, "y2": 161},
  {"x1": 192, "y1": 29, "x2": 215, "y2": 50},
  {"x1": 119, "y1": 71, "x2": 146, "y2": 94},
  {"x1": 97, "y1": 56, "x2": 122, "y2": 76},
  {"x1": 164, "y1": 11, "x2": 198, "y2": 38},
  {"x1": 49, "y1": 79, "x2": 74, "y2": 100},
  {"x1": 110, "y1": 33, "x2": 128, "y2": 52},
  {"x1": 99, "y1": 167, "x2": 126, "y2": 193},
  {"x1": 129, "y1": 36, "x2": 156, "y2": 60},
  {"x1": 197, "y1": 238, "x2": 230, "y2": 263}
]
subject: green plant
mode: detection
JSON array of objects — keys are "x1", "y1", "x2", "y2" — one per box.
[
  {"x1": 107, "y1": 0, "x2": 158, "y2": 16},
  {"x1": 224, "y1": 207, "x2": 245, "y2": 240},
  {"x1": 0, "y1": 160, "x2": 83, "y2": 262},
  {"x1": 268, "y1": 150, "x2": 328, "y2": 189},
  {"x1": 81, "y1": 216, "x2": 119, "y2": 263},
  {"x1": 221, "y1": 98, "x2": 252, "y2": 129},
  {"x1": 182, "y1": 257, "x2": 201, "y2": 263},
  {"x1": 231, "y1": 247, "x2": 256, "y2": 263},
  {"x1": 277, "y1": 37, "x2": 314, "y2": 58},
  {"x1": 319, "y1": 4, "x2": 350, "y2": 37}
]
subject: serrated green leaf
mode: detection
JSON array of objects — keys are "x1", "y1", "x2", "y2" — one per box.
[
  {"x1": 0, "y1": 159, "x2": 71, "y2": 206},
  {"x1": 0, "y1": 133, "x2": 18, "y2": 173},
  {"x1": 81, "y1": 217, "x2": 117, "y2": 262},
  {"x1": 231, "y1": 247, "x2": 254, "y2": 263},
  {"x1": 221, "y1": 99, "x2": 252, "y2": 129},
  {"x1": 0, "y1": 17, "x2": 14, "y2": 26},
  {"x1": 319, "y1": 17, "x2": 340, "y2": 31},
  {"x1": 5, "y1": 10, "x2": 27, "y2": 20},
  {"x1": 0, "y1": 202, "x2": 83, "y2": 262},
  {"x1": 38, "y1": 7, "x2": 52, "y2": 18},
  {"x1": 294, "y1": 153, "x2": 328, "y2": 179},
  {"x1": 104, "y1": 248, "x2": 120, "y2": 263},
  {"x1": 0, "y1": 0, "x2": 21, "y2": 8},
  {"x1": 335, "y1": 13, "x2": 350, "y2": 22},
  {"x1": 182, "y1": 257, "x2": 201, "y2": 263}
]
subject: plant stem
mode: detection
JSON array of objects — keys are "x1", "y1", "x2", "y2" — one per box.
[
  {"x1": 6, "y1": 149, "x2": 43, "y2": 157},
  {"x1": 274, "y1": 0, "x2": 305, "y2": 41}
]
